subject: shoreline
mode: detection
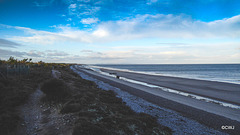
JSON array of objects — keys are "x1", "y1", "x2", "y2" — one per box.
[
  {"x1": 73, "y1": 65, "x2": 240, "y2": 134},
  {"x1": 99, "y1": 67, "x2": 240, "y2": 106},
  {"x1": 90, "y1": 64, "x2": 240, "y2": 85},
  {"x1": 87, "y1": 65, "x2": 240, "y2": 110}
]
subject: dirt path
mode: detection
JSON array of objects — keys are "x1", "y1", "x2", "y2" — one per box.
[
  {"x1": 17, "y1": 88, "x2": 44, "y2": 135},
  {"x1": 17, "y1": 70, "x2": 76, "y2": 135},
  {"x1": 52, "y1": 69, "x2": 61, "y2": 79}
]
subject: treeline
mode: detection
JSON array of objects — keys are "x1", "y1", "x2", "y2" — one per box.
[
  {"x1": 0, "y1": 56, "x2": 32, "y2": 65},
  {"x1": 0, "y1": 56, "x2": 73, "y2": 67}
]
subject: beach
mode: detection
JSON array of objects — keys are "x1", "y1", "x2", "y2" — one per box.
[
  {"x1": 100, "y1": 67, "x2": 240, "y2": 105},
  {"x1": 73, "y1": 65, "x2": 240, "y2": 134}
]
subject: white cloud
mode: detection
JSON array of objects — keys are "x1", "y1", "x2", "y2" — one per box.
[
  {"x1": 81, "y1": 50, "x2": 94, "y2": 53},
  {"x1": 79, "y1": 6, "x2": 100, "y2": 16},
  {"x1": 10, "y1": 34, "x2": 64, "y2": 45},
  {"x1": 68, "y1": 3, "x2": 77, "y2": 15},
  {"x1": 69, "y1": 4, "x2": 77, "y2": 9},
  {"x1": 77, "y1": 0, "x2": 91, "y2": 3},
  {"x1": 2, "y1": 41, "x2": 239, "y2": 64},
  {"x1": 0, "y1": 48, "x2": 71, "y2": 62},
  {"x1": 68, "y1": 3, "x2": 101, "y2": 17},
  {"x1": 81, "y1": 18, "x2": 99, "y2": 24},
  {"x1": 26, "y1": 50, "x2": 44, "y2": 57},
  {"x1": 0, "y1": 49, "x2": 26, "y2": 58},
  {"x1": 95, "y1": 14, "x2": 240, "y2": 42},
  {"x1": 147, "y1": 0, "x2": 158, "y2": 5},
  {"x1": 5, "y1": 14, "x2": 240, "y2": 46},
  {"x1": 77, "y1": 44, "x2": 240, "y2": 64},
  {"x1": 67, "y1": 18, "x2": 72, "y2": 21},
  {"x1": 92, "y1": 29, "x2": 108, "y2": 37},
  {"x1": 71, "y1": 49, "x2": 193, "y2": 64},
  {"x1": 98, "y1": 14, "x2": 240, "y2": 40},
  {"x1": 45, "y1": 50, "x2": 69, "y2": 56}
]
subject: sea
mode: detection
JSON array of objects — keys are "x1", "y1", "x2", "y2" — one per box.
[{"x1": 93, "y1": 64, "x2": 240, "y2": 84}]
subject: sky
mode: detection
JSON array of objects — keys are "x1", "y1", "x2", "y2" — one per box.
[{"x1": 0, "y1": 0, "x2": 240, "y2": 64}]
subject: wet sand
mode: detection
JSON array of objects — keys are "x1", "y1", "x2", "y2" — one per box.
[{"x1": 74, "y1": 66, "x2": 240, "y2": 134}]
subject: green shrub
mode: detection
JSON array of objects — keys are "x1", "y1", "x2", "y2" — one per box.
[{"x1": 41, "y1": 79, "x2": 69, "y2": 99}]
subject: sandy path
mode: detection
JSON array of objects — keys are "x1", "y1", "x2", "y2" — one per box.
[
  {"x1": 52, "y1": 69, "x2": 61, "y2": 79},
  {"x1": 17, "y1": 70, "x2": 76, "y2": 135},
  {"x1": 17, "y1": 88, "x2": 44, "y2": 135}
]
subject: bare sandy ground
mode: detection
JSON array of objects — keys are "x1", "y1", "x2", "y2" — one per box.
[{"x1": 74, "y1": 66, "x2": 240, "y2": 134}]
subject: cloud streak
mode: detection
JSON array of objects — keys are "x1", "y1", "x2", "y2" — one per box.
[
  {"x1": 0, "y1": 38, "x2": 21, "y2": 48},
  {"x1": 0, "y1": 49, "x2": 26, "y2": 58},
  {"x1": 0, "y1": 48, "x2": 70, "y2": 61},
  {"x1": 1, "y1": 42, "x2": 239, "y2": 64},
  {"x1": 6, "y1": 14, "x2": 240, "y2": 45},
  {"x1": 81, "y1": 18, "x2": 99, "y2": 24}
]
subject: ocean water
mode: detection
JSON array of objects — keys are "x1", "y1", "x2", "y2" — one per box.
[{"x1": 94, "y1": 64, "x2": 240, "y2": 84}]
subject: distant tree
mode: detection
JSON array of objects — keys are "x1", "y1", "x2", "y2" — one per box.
[
  {"x1": 26, "y1": 58, "x2": 33, "y2": 65},
  {"x1": 37, "y1": 61, "x2": 44, "y2": 66},
  {"x1": 6, "y1": 57, "x2": 34, "y2": 65},
  {"x1": 8, "y1": 56, "x2": 18, "y2": 64},
  {"x1": 20, "y1": 58, "x2": 28, "y2": 64}
]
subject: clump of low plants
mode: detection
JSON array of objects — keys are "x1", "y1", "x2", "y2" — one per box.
[{"x1": 41, "y1": 78, "x2": 70, "y2": 100}]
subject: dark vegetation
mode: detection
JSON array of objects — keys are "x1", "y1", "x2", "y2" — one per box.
[
  {"x1": 0, "y1": 57, "x2": 172, "y2": 135},
  {"x1": 0, "y1": 57, "x2": 53, "y2": 134},
  {"x1": 41, "y1": 79, "x2": 70, "y2": 100},
  {"x1": 57, "y1": 66, "x2": 172, "y2": 135}
]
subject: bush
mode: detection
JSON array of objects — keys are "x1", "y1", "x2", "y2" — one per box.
[
  {"x1": 72, "y1": 120, "x2": 108, "y2": 135},
  {"x1": 0, "y1": 110, "x2": 19, "y2": 134},
  {"x1": 41, "y1": 79, "x2": 69, "y2": 99}
]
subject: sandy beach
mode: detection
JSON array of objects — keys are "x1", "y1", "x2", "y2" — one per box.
[
  {"x1": 74, "y1": 65, "x2": 240, "y2": 134},
  {"x1": 100, "y1": 68, "x2": 240, "y2": 105}
]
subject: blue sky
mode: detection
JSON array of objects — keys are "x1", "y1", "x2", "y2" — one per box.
[{"x1": 0, "y1": 0, "x2": 240, "y2": 64}]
